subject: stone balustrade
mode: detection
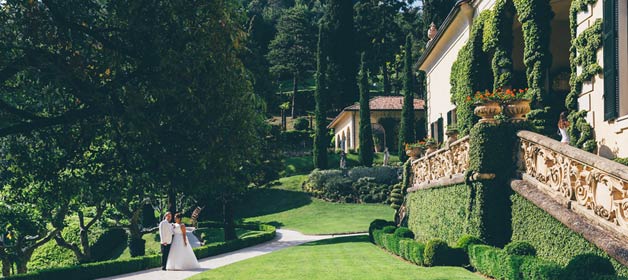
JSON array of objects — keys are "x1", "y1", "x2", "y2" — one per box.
[
  {"x1": 517, "y1": 130, "x2": 628, "y2": 238},
  {"x1": 408, "y1": 136, "x2": 470, "y2": 192}
]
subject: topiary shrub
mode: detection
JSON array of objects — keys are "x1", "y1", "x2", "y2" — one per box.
[
  {"x1": 382, "y1": 225, "x2": 397, "y2": 234},
  {"x1": 353, "y1": 177, "x2": 391, "y2": 204},
  {"x1": 456, "y1": 235, "x2": 484, "y2": 253},
  {"x1": 91, "y1": 228, "x2": 128, "y2": 261},
  {"x1": 519, "y1": 256, "x2": 563, "y2": 280},
  {"x1": 399, "y1": 239, "x2": 426, "y2": 265},
  {"x1": 614, "y1": 157, "x2": 628, "y2": 167},
  {"x1": 347, "y1": 166, "x2": 400, "y2": 185},
  {"x1": 423, "y1": 239, "x2": 450, "y2": 267},
  {"x1": 394, "y1": 227, "x2": 414, "y2": 239},
  {"x1": 369, "y1": 220, "x2": 394, "y2": 243},
  {"x1": 561, "y1": 254, "x2": 616, "y2": 280},
  {"x1": 504, "y1": 241, "x2": 537, "y2": 256},
  {"x1": 128, "y1": 237, "x2": 146, "y2": 257},
  {"x1": 293, "y1": 117, "x2": 310, "y2": 131}
]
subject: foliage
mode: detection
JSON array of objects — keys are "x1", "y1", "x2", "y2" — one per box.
[
  {"x1": 267, "y1": 4, "x2": 316, "y2": 118},
  {"x1": 389, "y1": 184, "x2": 404, "y2": 210},
  {"x1": 382, "y1": 226, "x2": 397, "y2": 234},
  {"x1": 450, "y1": 11, "x2": 493, "y2": 135},
  {"x1": 456, "y1": 235, "x2": 484, "y2": 253},
  {"x1": 468, "y1": 244, "x2": 562, "y2": 280},
  {"x1": 369, "y1": 219, "x2": 395, "y2": 242},
  {"x1": 511, "y1": 193, "x2": 628, "y2": 276},
  {"x1": 325, "y1": 0, "x2": 359, "y2": 110},
  {"x1": 293, "y1": 117, "x2": 310, "y2": 131},
  {"x1": 347, "y1": 166, "x2": 400, "y2": 185},
  {"x1": 614, "y1": 158, "x2": 628, "y2": 166},
  {"x1": 483, "y1": 0, "x2": 515, "y2": 90},
  {"x1": 352, "y1": 177, "x2": 392, "y2": 204},
  {"x1": 561, "y1": 254, "x2": 617, "y2": 280},
  {"x1": 313, "y1": 22, "x2": 329, "y2": 170},
  {"x1": 304, "y1": 166, "x2": 399, "y2": 203},
  {"x1": 423, "y1": 239, "x2": 464, "y2": 267},
  {"x1": 398, "y1": 35, "x2": 416, "y2": 161},
  {"x1": 566, "y1": 2, "x2": 601, "y2": 152},
  {"x1": 91, "y1": 228, "x2": 128, "y2": 261},
  {"x1": 358, "y1": 53, "x2": 375, "y2": 167},
  {"x1": 504, "y1": 241, "x2": 537, "y2": 257},
  {"x1": 468, "y1": 88, "x2": 531, "y2": 104},
  {"x1": 394, "y1": 227, "x2": 415, "y2": 239}
]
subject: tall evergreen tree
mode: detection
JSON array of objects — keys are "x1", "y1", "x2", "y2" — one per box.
[
  {"x1": 313, "y1": 23, "x2": 328, "y2": 169},
  {"x1": 398, "y1": 35, "x2": 416, "y2": 161},
  {"x1": 358, "y1": 52, "x2": 374, "y2": 167},
  {"x1": 267, "y1": 4, "x2": 316, "y2": 118},
  {"x1": 325, "y1": 0, "x2": 359, "y2": 110},
  {"x1": 422, "y1": 0, "x2": 454, "y2": 27}
]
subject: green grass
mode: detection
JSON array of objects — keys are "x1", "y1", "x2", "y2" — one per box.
[
  {"x1": 282, "y1": 153, "x2": 400, "y2": 176},
  {"x1": 189, "y1": 235, "x2": 483, "y2": 280},
  {"x1": 241, "y1": 175, "x2": 394, "y2": 234}
]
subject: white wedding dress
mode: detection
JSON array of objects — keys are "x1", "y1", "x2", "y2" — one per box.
[{"x1": 166, "y1": 223, "x2": 200, "y2": 270}]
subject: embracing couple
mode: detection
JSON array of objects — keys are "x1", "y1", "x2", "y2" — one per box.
[{"x1": 159, "y1": 212, "x2": 200, "y2": 271}]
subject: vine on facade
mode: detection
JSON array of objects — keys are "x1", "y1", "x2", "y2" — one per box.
[{"x1": 483, "y1": 0, "x2": 515, "y2": 90}]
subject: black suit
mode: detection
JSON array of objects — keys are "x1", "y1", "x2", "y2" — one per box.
[{"x1": 161, "y1": 242, "x2": 172, "y2": 270}]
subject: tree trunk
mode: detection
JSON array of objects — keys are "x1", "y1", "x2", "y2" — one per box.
[
  {"x1": 15, "y1": 251, "x2": 32, "y2": 275},
  {"x1": 281, "y1": 110, "x2": 287, "y2": 131},
  {"x1": 77, "y1": 211, "x2": 92, "y2": 262},
  {"x1": 292, "y1": 74, "x2": 298, "y2": 119},
  {"x1": 129, "y1": 209, "x2": 145, "y2": 257},
  {"x1": 222, "y1": 198, "x2": 236, "y2": 241},
  {"x1": 168, "y1": 185, "x2": 176, "y2": 214},
  {"x1": 383, "y1": 64, "x2": 391, "y2": 96},
  {"x1": 1, "y1": 255, "x2": 10, "y2": 277}
]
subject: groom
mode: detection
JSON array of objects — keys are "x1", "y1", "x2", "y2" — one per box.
[{"x1": 159, "y1": 212, "x2": 174, "y2": 271}]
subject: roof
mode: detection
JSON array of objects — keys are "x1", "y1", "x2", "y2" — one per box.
[
  {"x1": 327, "y1": 96, "x2": 425, "y2": 129},
  {"x1": 415, "y1": 0, "x2": 473, "y2": 70},
  {"x1": 344, "y1": 96, "x2": 425, "y2": 111}
]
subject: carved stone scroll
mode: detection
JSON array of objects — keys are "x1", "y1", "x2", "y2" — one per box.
[{"x1": 410, "y1": 136, "x2": 470, "y2": 190}]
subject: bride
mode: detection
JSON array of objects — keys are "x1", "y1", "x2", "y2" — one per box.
[{"x1": 166, "y1": 213, "x2": 200, "y2": 270}]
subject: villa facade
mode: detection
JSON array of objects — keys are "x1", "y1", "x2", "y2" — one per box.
[{"x1": 418, "y1": 0, "x2": 628, "y2": 158}]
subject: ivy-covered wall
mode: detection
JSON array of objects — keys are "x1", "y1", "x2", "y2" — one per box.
[
  {"x1": 406, "y1": 184, "x2": 476, "y2": 244},
  {"x1": 511, "y1": 193, "x2": 628, "y2": 277},
  {"x1": 565, "y1": 0, "x2": 600, "y2": 152}
]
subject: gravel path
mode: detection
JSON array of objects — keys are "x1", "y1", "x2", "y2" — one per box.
[{"x1": 97, "y1": 229, "x2": 365, "y2": 280}]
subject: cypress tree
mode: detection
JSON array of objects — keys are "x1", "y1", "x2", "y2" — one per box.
[
  {"x1": 313, "y1": 23, "x2": 328, "y2": 169},
  {"x1": 398, "y1": 35, "x2": 415, "y2": 161},
  {"x1": 325, "y1": 0, "x2": 359, "y2": 110},
  {"x1": 358, "y1": 52, "x2": 374, "y2": 167}
]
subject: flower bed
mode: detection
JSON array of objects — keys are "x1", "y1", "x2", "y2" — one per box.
[{"x1": 5, "y1": 223, "x2": 276, "y2": 280}]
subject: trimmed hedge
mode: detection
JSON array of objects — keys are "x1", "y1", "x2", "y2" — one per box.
[
  {"x1": 468, "y1": 244, "x2": 562, "y2": 280},
  {"x1": 511, "y1": 193, "x2": 628, "y2": 276},
  {"x1": 5, "y1": 223, "x2": 276, "y2": 280},
  {"x1": 504, "y1": 241, "x2": 536, "y2": 257},
  {"x1": 560, "y1": 254, "x2": 616, "y2": 280}
]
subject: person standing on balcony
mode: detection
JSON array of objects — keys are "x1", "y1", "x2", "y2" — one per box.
[{"x1": 558, "y1": 111, "x2": 570, "y2": 144}]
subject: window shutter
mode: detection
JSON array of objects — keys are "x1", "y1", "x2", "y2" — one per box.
[
  {"x1": 446, "y1": 111, "x2": 452, "y2": 125},
  {"x1": 603, "y1": 0, "x2": 619, "y2": 120},
  {"x1": 437, "y1": 118, "x2": 444, "y2": 144}
]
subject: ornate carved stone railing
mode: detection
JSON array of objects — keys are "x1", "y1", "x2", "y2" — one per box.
[
  {"x1": 408, "y1": 136, "x2": 470, "y2": 192},
  {"x1": 517, "y1": 130, "x2": 628, "y2": 238}
]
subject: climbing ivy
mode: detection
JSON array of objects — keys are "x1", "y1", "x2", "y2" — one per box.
[
  {"x1": 512, "y1": 0, "x2": 554, "y2": 135},
  {"x1": 450, "y1": 11, "x2": 493, "y2": 136},
  {"x1": 483, "y1": 0, "x2": 515, "y2": 90},
  {"x1": 566, "y1": 0, "x2": 600, "y2": 152}
]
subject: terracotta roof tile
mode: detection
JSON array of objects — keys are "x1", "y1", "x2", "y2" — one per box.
[{"x1": 345, "y1": 96, "x2": 425, "y2": 111}]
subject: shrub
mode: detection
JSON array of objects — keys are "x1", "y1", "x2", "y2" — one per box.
[
  {"x1": 353, "y1": 177, "x2": 391, "y2": 203},
  {"x1": 394, "y1": 227, "x2": 414, "y2": 239},
  {"x1": 128, "y1": 237, "x2": 146, "y2": 257},
  {"x1": 347, "y1": 166, "x2": 400, "y2": 185},
  {"x1": 304, "y1": 169, "x2": 355, "y2": 202},
  {"x1": 383, "y1": 234, "x2": 402, "y2": 255},
  {"x1": 468, "y1": 244, "x2": 515, "y2": 279},
  {"x1": 293, "y1": 117, "x2": 310, "y2": 131},
  {"x1": 561, "y1": 254, "x2": 616, "y2": 280},
  {"x1": 423, "y1": 239, "x2": 451, "y2": 267},
  {"x1": 91, "y1": 228, "x2": 128, "y2": 261},
  {"x1": 399, "y1": 239, "x2": 425, "y2": 265},
  {"x1": 456, "y1": 235, "x2": 484, "y2": 253},
  {"x1": 504, "y1": 241, "x2": 536, "y2": 256},
  {"x1": 519, "y1": 256, "x2": 563, "y2": 280},
  {"x1": 614, "y1": 157, "x2": 628, "y2": 166},
  {"x1": 382, "y1": 226, "x2": 397, "y2": 234},
  {"x1": 369, "y1": 220, "x2": 395, "y2": 243}
]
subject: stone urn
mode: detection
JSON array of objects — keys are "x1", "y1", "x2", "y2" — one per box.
[
  {"x1": 504, "y1": 99, "x2": 531, "y2": 122},
  {"x1": 474, "y1": 101, "x2": 502, "y2": 123},
  {"x1": 425, "y1": 143, "x2": 438, "y2": 155},
  {"x1": 445, "y1": 129, "x2": 459, "y2": 143},
  {"x1": 406, "y1": 146, "x2": 423, "y2": 159}
]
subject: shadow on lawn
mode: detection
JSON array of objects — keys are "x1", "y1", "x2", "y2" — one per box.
[
  {"x1": 235, "y1": 188, "x2": 312, "y2": 218},
  {"x1": 299, "y1": 235, "x2": 369, "y2": 246}
]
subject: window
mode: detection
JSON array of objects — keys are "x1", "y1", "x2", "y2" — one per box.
[
  {"x1": 619, "y1": 0, "x2": 628, "y2": 117},
  {"x1": 604, "y1": 0, "x2": 628, "y2": 119}
]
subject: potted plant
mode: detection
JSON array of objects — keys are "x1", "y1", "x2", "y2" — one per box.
[
  {"x1": 445, "y1": 125, "x2": 459, "y2": 143},
  {"x1": 468, "y1": 90, "x2": 502, "y2": 123},
  {"x1": 498, "y1": 88, "x2": 531, "y2": 122},
  {"x1": 424, "y1": 138, "x2": 438, "y2": 154},
  {"x1": 405, "y1": 142, "x2": 425, "y2": 159}
]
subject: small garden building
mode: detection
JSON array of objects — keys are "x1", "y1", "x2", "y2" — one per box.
[{"x1": 327, "y1": 96, "x2": 425, "y2": 153}]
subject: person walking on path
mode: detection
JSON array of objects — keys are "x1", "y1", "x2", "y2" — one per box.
[
  {"x1": 159, "y1": 212, "x2": 174, "y2": 271},
  {"x1": 558, "y1": 111, "x2": 570, "y2": 144}
]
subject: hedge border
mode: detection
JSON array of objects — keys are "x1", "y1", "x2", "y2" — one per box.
[{"x1": 5, "y1": 223, "x2": 276, "y2": 280}]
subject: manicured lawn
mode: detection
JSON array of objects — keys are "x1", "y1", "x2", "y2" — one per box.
[
  {"x1": 189, "y1": 235, "x2": 483, "y2": 280},
  {"x1": 240, "y1": 175, "x2": 394, "y2": 234},
  {"x1": 282, "y1": 152, "x2": 400, "y2": 176}
]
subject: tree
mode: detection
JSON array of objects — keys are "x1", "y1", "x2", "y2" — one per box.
[
  {"x1": 267, "y1": 4, "x2": 316, "y2": 118},
  {"x1": 313, "y1": 23, "x2": 329, "y2": 170},
  {"x1": 398, "y1": 36, "x2": 416, "y2": 161},
  {"x1": 422, "y1": 0, "x2": 454, "y2": 28},
  {"x1": 358, "y1": 52, "x2": 374, "y2": 167},
  {"x1": 325, "y1": 0, "x2": 359, "y2": 110}
]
